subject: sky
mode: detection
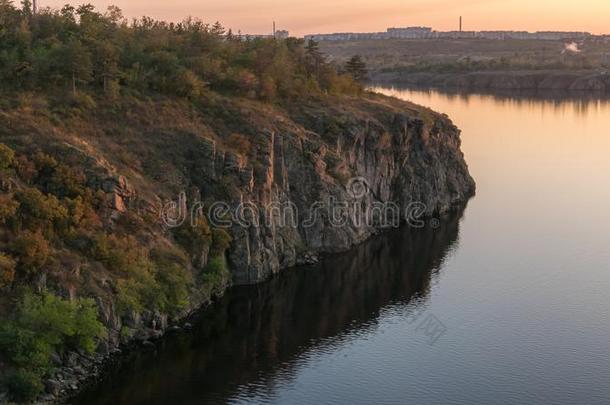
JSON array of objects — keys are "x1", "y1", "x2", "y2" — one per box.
[{"x1": 41, "y1": 0, "x2": 610, "y2": 36}]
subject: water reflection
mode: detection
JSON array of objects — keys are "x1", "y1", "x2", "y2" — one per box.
[
  {"x1": 73, "y1": 209, "x2": 466, "y2": 405},
  {"x1": 371, "y1": 84, "x2": 610, "y2": 117}
]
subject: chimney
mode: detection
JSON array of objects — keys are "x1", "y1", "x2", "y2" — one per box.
[
  {"x1": 33, "y1": 0, "x2": 37, "y2": 13},
  {"x1": 459, "y1": 16, "x2": 462, "y2": 32},
  {"x1": 273, "y1": 21, "x2": 276, "y2": 37}
]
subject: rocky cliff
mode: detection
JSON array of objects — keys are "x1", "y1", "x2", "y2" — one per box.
[
  {"x1": 202, "y1": 95, "x2": 476, "y2": 284},
  {"x1": 0, "y1": 91, "x2": 474, "y2": 402}
]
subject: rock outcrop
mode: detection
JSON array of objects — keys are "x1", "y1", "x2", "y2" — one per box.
[
  {"x1": 0, "y1": 92, "x2": 474, "y2": 403},
  {"x1": 184, "y1": 95, "x2": 475, "y2": 284}
]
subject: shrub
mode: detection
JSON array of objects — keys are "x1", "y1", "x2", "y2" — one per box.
[
  {"x1": 0, "y1": 143, "x2": 15, "y2": 172},
  {"x1": 46, "y1": 163, "x2": 89, "y2": 199},
  {"x1": 173, "y1": 69, "x2": 206, "y2": 98},
  {"x1": 15, "y1": 155, "x2": 37, "y2": 183},
  {"x1": 172, "y1": 220, "x2": 211, "y2": 258},
  {"x1": 0, "y1": 291, "x2": 106, "y2": 400},
  {"x1": 210, "y1": 228, "x2": 232, "y2": 258},
  {"x1": 154, "y1": 262, "x2": 192, "y2": 315},
  {"x1": 10, "y1": 292, "x2": 105, "y2": 354},
  {"x1": 92, "y1": 234, "x2": 146, "y2": 274},
  {"x1": 225, "y1": 133, "x2": 252, "y2": 156},
  {"x1": 15, "y1": 188, "x2": 68, "y2": 232},
  {"x1": 114, "y1": 254, "x2": 164, "y2": 314},
  {"x1": 5, "y1": 369, "x2": 44, "y2": 403},
  {"x1": 0, "y1": 252, "x2": 16, "y2": 288},
  {"x1": 64, "y1": 196, "x2": 101, "y2": 229},
  {"x1": 151, "y1": 247, "x2": 192, "y2": 315},
  {"x1": 0, "y1": 194, "x2": 19, "y2": 224},
  {"x1": 11, "y1": 230, "x2": 50, "y2": 278},
  {"x1": 199, "y1": 256, "x2": 229, "y2": 296},
  {"x1": 64, "y1": 92, "x2": 97, "y2": 111}
]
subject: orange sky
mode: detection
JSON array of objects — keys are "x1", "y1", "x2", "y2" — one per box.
[{"x1": 42, "y1": 0, "x2": 610, "y2": 36}]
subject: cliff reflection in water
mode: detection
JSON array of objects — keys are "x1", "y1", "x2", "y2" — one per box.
[{"x1": 74, "y1": 208, "x2": 465, "y2": 405}]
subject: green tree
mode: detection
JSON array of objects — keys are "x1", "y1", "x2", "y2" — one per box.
[
  {"x1": 305, "y1": 39, "x2": 326, "y2": 78},
  {"x1": 0, "y1": 291, "x2": 106, "y2": 400},
  {"x1": 344, "y1": 55, "x2": 368, "y2": 83},
  {"x1": 48, "y1": 40, "x2": 93, "y2": 94}
]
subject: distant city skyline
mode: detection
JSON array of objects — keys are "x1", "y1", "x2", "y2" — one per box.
[{"x1": 40, "y1": 0, "x2": 610, "y2": 36}]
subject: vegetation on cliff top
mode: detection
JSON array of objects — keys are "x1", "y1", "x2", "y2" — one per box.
[{"x1": 0, "y1": 1, "x2": 364, "y2": 101}]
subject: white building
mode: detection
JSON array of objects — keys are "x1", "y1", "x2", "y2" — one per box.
[{"x1": 386, "y1": 27, "x2": 433, "y2": 39}]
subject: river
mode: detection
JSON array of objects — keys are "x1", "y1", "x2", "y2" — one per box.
[{"x1": 73, "y1": 87, "x2": 610, "y2": 404}]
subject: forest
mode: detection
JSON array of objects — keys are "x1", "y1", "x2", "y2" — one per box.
[{"x1": 0, "y1": 1, "x2": 365, "y2": 101}]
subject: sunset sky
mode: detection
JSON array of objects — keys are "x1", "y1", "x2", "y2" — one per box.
[{"x1": 42, "y1": 0, "x2": 610, "y2": 36}]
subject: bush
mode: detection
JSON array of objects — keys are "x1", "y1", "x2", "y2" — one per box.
[
  {"x1": 8, "y1": 292, "x2": 105, "y2": 354},
  {"x1": 0, "y1": 252, "x2": 16, "y2": 288},
  {"x1": 0, "y1": 291, "x2": 106, "y2": 400},
  {"x1": 225, "y1": 133, "x2": 252, "y2": 156},
  {"x1": 0, "y1": 143, "x2": 15, "y2": 172},
  {"x1": 115, "y1": 258, "x2": 163, "y2": 314},
  {"x1": 155, "y1": 263, "x2": 192, "y2": 315},
  {"x1": 0, "y1": 194, "x2": 19, "y2": 224},
  {"x1": 92, "y1": 234, "x2": 146, "y2": 274},
  {"x1": 15, "y1": 188, "x2": 68, "y2": 232},
  {"x1": 173, "y1": 220, "x2": 211, "y2": 258},
  {"x1": 173, "y1": 69, "x2": 206, "y2": 98},
  {"x1": 5, "y1": 369, "x2": 44, "y2": 403},
  {"x1": 116, "y1": 250, "x2": 194, "y2": 316},
  {"x1": 46, "y1": 163, "x2": 89, "y2": 199},
  {"x1": 210, "y1": 228, "x2": 232, "y2": 258},
  {"x1": 151, "y1": 247, "x2": 192, "y2": 315},
  {"x1": 11, "y1": 230, "x2": 50, "y2": 278},
  {"x1": 199, "y1": 256, "x2": 229, "y2": 296}
]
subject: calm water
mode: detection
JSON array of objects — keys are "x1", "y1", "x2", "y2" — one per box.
[{"x1": 75, "y1": 88, "x2": 610, "y2": 405}]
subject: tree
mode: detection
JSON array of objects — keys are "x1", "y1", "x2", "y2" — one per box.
[
  {"x1": 344, "y1": 55, "x2": 368, "y2": 83},
  {"x1": 210, "y1": 21, "x2": 225, "y2": 37},
  {"x1": 0, "y1": 291, "x2": 106, "y2": 400},
  {"x1": 48, "y1": 40, "x2": 93, "y2": 94},
  {"x1": 93, "y1": 40, "x2": 120, "y2": 95},
  {"x1": 305, "y1": 39, "x2": 326, "y2": 77}
]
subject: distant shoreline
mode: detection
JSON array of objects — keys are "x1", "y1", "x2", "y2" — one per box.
[{"x1": 372, "y1": 70, "x2": 610, "y2": 93}]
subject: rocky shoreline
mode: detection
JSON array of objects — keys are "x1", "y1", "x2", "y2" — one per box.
[
  {"x1": 0, "y1": 92, "x2": 475, "y2": 404},
  {"x1": 36, "y1": 303, "x2": 206, "y2": 403}
]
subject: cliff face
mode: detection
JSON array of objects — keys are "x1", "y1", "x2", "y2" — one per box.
[
  {"x1": 0, "y1": 89, "x2": 475, "y2": 326},
  {"x1": 198, "y1": 96, "x2": 476, "y2": 284},
  {"x1": 0, "y1": 91, "x2": 474, "y2": 402}
]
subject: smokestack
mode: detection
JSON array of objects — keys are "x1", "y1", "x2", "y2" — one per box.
[
  {"x1": 273, "y1": 21, "x2": 276, "y2": 37},
  {"x1": 33, "y1": 0, "x2": 37, "y2": 13},
  {"x1": 459, "y1": 16, "x2": 462, "y2": 32}
]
